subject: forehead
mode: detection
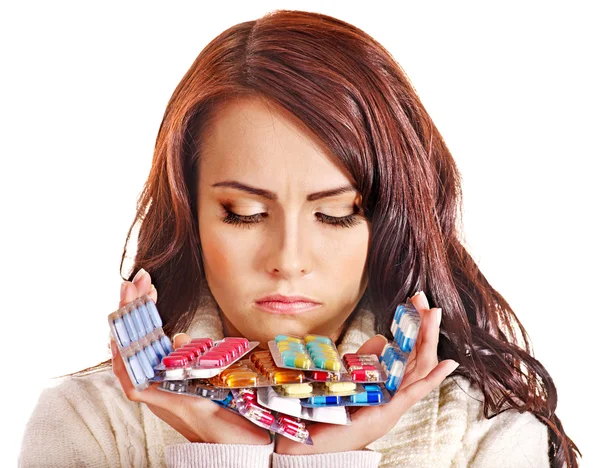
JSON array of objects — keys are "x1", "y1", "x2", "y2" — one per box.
[{"x1": 198, "y1": 96, "x2": 353, "y2": 195}]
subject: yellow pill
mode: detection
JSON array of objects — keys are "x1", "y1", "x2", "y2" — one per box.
[
  {"x1": 269, "y1": 369, "x2": 305, "y2": 384},
  {"x1": 325, "y1": 381, "x2": 356, "y2": 393},
  {"x1": 282, "y1": 383, "x2": 313, "y2": 395},
  {"x1": 226, "y1": 371, "x2": 258, "y2": 387},
  {"x1": 314, "y1": 357, "x2": 341, "y2": 372}
]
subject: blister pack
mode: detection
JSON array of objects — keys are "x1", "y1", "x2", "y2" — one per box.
[
  {"x1": 256, "y1": 387, "x2": 351, "y2": 425},
  {"x1": 231, "y1": 389, "x2": 313, "y2": 444},
  {"x1": 154, "y1": 337, "x2": 260, "y2": 380},
  {"x1": 268, "y1": 335, "x2": 346, "y2": 372},
  {"x1": 380, "y1": 302, "x2": 421, "y2": 392},
  {"x1": 299, "y1": 383, "x2": 391, "y2": 407},
  {"x1": 157, "y1": 380, "x2": 230, "y2": 401},
  {"x1": 108, "y1": 294, "x2": 174, "y2": 390},
  {"x1": 306, "y1": 354, "x2": 387, "y2": 384},
  {"x1": 272, "y1": 381, "x2": 365, "y2": 399}
]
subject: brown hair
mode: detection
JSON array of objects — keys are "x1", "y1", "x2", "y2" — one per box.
[{"x1": 99, "y1": 9, "x2": 579, "y2": 466}]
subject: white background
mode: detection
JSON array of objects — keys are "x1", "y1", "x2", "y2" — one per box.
[{"x1": 1, "y1": 1, "x2": 597, "y2": 466}]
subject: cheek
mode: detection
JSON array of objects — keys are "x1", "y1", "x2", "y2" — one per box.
[{"x1": 318, "y1": 225, "x2": 370, "y2": 285}]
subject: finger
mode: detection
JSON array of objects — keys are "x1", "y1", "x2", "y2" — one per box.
[
  {"x1": 173, "y1": 333, "x2": 192, "y2": 349},
  {"x1": 410, "y1": 291, "x2": 430, "y2": 315},
  {"x1": 132, "y1": 268, "x2": 153, "y2": 297},
  {"x1": 148, "y1": 284, "x2": 158, "y2": 303},
  {"x1": 111, "y1": 339, "x2": 145, "y2": 402},
  {"x1": 390, "y1": 359, "x2": 458, "y2": 414},
  {"x1": 412, "y1": 307, "x2": 442, "y2": 375},
  {"x1": 355, "y1": 334, "x2": 388, "y2": 356},
  {"x1": 119, "y1": 281, "x2": 139, "y2": 308}
]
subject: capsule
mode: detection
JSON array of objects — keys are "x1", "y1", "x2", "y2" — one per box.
[
  {"x1": 169, "y1": 349, "x2": 198, "y2": 361},
  {"x1": 282, "y1": 354, "x2": 311, "y2": 369},
  {"x1": 310, "y1": 371, "x2": 332, "y2": 381},
  {"x1": 304, "y1": 335, "x2": 332, "y2": 344},
  {"x1": 351, "y1": 368, "x2": 382, "y2": 382},
  {"x1": 308, "y1": 395, "x2": 341, "y2": 406},
  {"x1": 268, "y1": 369, "x2": 305, "y2": 384},
  {"x1": 282, "y1": 424, "x2": 309, "y2": 440},
  {"x1": 313, "y1": 356, "x2": 341, "y2": 372},
  {"x1": 196, "y1": 352, "x2": 226, "y2": 367},
  {"x1": 225, "y1": 371, "x2": 258, "y2": 387},
  {"x1": 275, "y1": 335, "x2": 303, "y2": 344},
  {"x1": 250, "y1": 351, "x2": 272, "y2": 363}
]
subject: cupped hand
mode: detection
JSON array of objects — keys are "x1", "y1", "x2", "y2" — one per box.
[
  {"x1": 111, "y1": 269, "x2": 271, "y2": 445},
  {"x1": 275, "y1": 291, "x2": 458, "y2": 455}
]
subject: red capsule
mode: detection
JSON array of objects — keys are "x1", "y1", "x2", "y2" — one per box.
[
  {"x1": 196, "y1": 352, "x2": 225, "y2": 367},
  {"x1": 310, "y1": 371, "x2": 331, "y2": 381},
  {"x1": 169, "y1": 349, "x2": 197, "y2": 361}
]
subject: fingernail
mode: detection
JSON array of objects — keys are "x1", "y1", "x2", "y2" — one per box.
[
  {"x1": 133, "y1": 268, "x2": 147, "y2": 283},
  {"x1": 110, "y1": 340, "x2": 117, "y2": 359},
  {"x1": 375, "y1": 334, "x2": 388, "y2": 343},
  {"x1": 120, "y1": 282, "x2": 127, "y2": 300},
  {"x1": 437, "y1": 308, "x2": 442, "y2": 327},
  {"x1": 449, "y1": 360, "x2": 459, "y2": 372},
  {"x1": 411, "y1": 291, "x2": 423, "y2": 299}
]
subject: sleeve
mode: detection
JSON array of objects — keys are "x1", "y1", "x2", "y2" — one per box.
[
  {"x1": 19, "y1": 386, "x2": 117, "y2": 468},
  {"x1": 467, "y1": 410, "x2": 550, "y2": 468},
  {"x1": 272, "y1": 450, "x2": 382, "y2": 467},
  {"x1": 165, "y1": 441, "x2": 274, "y2": 468}
]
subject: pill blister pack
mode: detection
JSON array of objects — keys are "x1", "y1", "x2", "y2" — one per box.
[
  {"x1": 299, "y1": 383, "x2": 391, "y2": 407},
  {"x1": 307, "y1": 354, "x2": 387, "y2": 384},
  {"x1": 231, "y1": 389, "x2": 313, "y2": 445},
  {"x1": 268, "y1": 335, "x2": 347, "y2": 372},
  {"x1": 157, "y1": 380, "x2": 230, "y2": 401},
  {"x1": 380, "y1": 302, "x2": 421, "y2": 392},
  {"x1": 272, "y1": 381, "x2": 365, "y2": 399},
  {"x1": 108, "y1": 295, "x2": 174, "y2": 390},
  {"x1": 257, "y1": 387, "x2": 351, "y2": 425},
  {"x1": 206, "y1": 351, "x2": 307, "y2": 388},
  {"x1": 154, "y1": 337, "x2": 260, "y2": 380}
]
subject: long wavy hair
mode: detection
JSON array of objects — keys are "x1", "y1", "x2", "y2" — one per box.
[{"x1": 94, "y1": 9, "x2": 579, "y2": 467}]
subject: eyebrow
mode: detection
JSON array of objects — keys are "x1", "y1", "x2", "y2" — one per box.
[{"x1": 211, "y1": 180, "x2": 356, "y2": 202}]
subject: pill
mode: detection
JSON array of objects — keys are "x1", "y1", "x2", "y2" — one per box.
[
  {"x1": 275, "y1": 335, "x2": 303, "y2": 344},
  {"x1": 126, "y1": 354, "x2": 146, "y2": 385},
  {"x1": 129, "y1": 307, "x2": 146, "y2": 337},
  {"x1": 160, "y1": 335, "x2": 174, "y2": 354},
  {"x1": 180, "y1": 345, "x2": 204, "y2": 357},
  {"x1": 144, "y1": 299, "x2": 163, "y2": 328},
  {"x1": 283, "y1": 424, "x2": 309, "y2": 440},
  {"x1": 325, "y1": 381, "x2": 356, "y2": 393},
  {"x1": 283, "y1": 354, "x2": 311, "y2": 369},
  {"x1": 351, "y1": 369, "x2": 382, "y2": 381},
  {"x1": 277, "y1": 342, "x2": 306, "y2": 351},
  {"x1": 169, "y1": 349, "x2": 198, "y2": 361},
  {"x1": 136, "y1": 350, "x2": 155, "y2": 379},
  {"x1": 309, "y1": 395, "x2": 341, "y2": 405},
  {"x1": 223, "y1": 337, "x2": 249, "y2": 348},
  {"x1": 186, "y1": 341, "x2": 209, "y2": 353},
  {"x1": 269, "y1": 369, "x2": 305, "y2": 384},
  {"x1": 250, "y1": 351, "x2": 272, "y2": 363},
  {"x1": 196, "y1": 352, "x2": 225, "y2": 367},
  {"x1": 162, "y1": 354, "x2": 188, "y2": 368},
  {"x1": 225, "y1": 372, "x2": 258, "y2": 387},
  {"x1": 122, "y1": 313, "x2": 139, "y2": 341},
  {"x1": 400, "y1": 321, "x2": 418, "y2": 352},
  {"x1": 113, "y1": 317, "x2": 130, "y2": 347},
  {"x1": 310, "y1": 371, "x2": 331, "y2": 380},
  {"x1": 351, "y1": 391, "x2": 382, "y2": 404},
  {"x1": 151, "y1": 340, "x2": 167, "y2": 360},
  {"x1": 137, "y1": 303, "x2": 155, "y2": 335},
  {"x1": 219, "y1": 341, "x2": 244, "y2": 355},
  {"x1": 144, "y1": 345, "x2": 160, "y2": 367},
  {"x1": 277, "y1": 415, "x2": 304, "y2": 429},
  {"x1": 282, "y1": 383, "x2": 313, "y2": 395},
  {"x1": 304, "y1": 335, "x2": 332, "y2": 344},
  {"x1": 313, "y1": 357, "x2": 341, "y2": 372}
]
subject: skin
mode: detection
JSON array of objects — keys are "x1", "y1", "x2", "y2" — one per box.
[
  {"x1": 196, "y1": 96, "x2": 370, "y2": 346},
  {"x1": 112, "y1": 96, "x2": 459, "y2": 453}
]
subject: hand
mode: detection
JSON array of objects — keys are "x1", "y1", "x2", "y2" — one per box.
[
  {"x1": 111, "y1": 269, "x2": 271, "y2": 445},
  {"x1": 275, "y1": 291, "x2": 458, "y2": 455}
]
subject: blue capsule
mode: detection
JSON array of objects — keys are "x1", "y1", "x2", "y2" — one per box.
[
  {"x1": 308, "y1": 395, "x2": 341, "y2": 406},
  {"x1": 112, "y1": 317, "x2": 130, "y2": 347},
  {"x1": 137, "y1": 303, "x2": 154, "y2": 335},
  {"x1": 145, "y1": 299, "x2": 163, "y2": 328},
  {"x1": 136, "y1": 350, "x2": 155, "y2": 379},
  {"x1": 151, "y1": 340, "x2": 167, "y2": 360},
  {"x1": 127, "y1": 355, "x2": 146, "y2": 385},
  {"x1": 122, "y1": 313, "x2": 139, "y2": 342},
  {"x1": 160, "y1": 335, "x2": 173, "y2": 354},
  {"x1": 130, "y1": 308, "x2": 146, "y2": 337}
]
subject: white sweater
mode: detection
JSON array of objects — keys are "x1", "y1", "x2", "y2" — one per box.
[{"x1": 19, "y1": 303, "x2": 550, "y2": 467}]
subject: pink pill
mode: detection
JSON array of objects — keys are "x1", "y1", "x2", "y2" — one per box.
[
  {"x1": 162, "y1": 355, "x2": 188, "y2": 368},
  {"x1": 197, "y1": 353, "x2": 225, "y2": 367}
]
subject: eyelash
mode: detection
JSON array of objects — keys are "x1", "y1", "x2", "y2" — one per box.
[{"x1": 221, "y1": 206, "x2": 361, "y2": 229}]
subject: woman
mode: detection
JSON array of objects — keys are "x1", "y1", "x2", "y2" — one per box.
[{"x1": 20, "y1": 9, "x2": 579, "y2": 468}]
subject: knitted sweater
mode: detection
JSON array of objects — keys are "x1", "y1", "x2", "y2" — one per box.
[{"x1": 20, "y1": 302, "x2": 550, "y2": 467}]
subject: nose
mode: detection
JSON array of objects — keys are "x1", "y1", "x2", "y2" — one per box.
[{"x1": 264, "y1": 214, "x2": 312, "y2": 279}]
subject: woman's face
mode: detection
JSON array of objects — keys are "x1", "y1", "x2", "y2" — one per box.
[{"x1": 197, "y1": 96, "x2": 370, "y2": 346}]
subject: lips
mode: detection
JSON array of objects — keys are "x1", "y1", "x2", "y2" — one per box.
[{"x1": 255, "y1": 294, "x2": 322, "y2": 315}]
